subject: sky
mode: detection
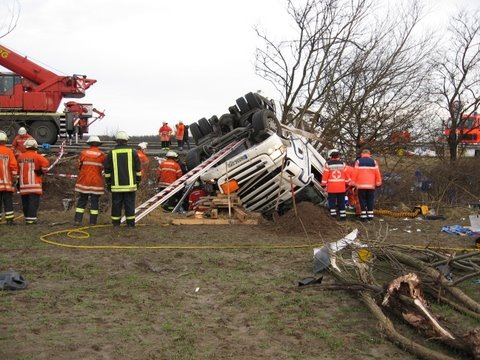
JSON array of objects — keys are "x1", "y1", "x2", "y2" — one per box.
[{"x1": 0, "y1": 0, "x2": 478, "y2": 136}]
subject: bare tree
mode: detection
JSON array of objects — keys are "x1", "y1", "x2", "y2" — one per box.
[
  {"x1": 255, "y1": 0, "x2": 434, "y2": 156},
  {"x1": 432, "y1": 9, "x2": 480, "y2": 161},
  {"x1": 0, "y1": 0, "x2": 20, "y2": 39}
]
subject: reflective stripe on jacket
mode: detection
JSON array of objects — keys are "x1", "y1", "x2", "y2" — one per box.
[
  {"x1": 75, "y1": 146, "x2": 106, "y2": 195},
  {"x1": 104, "y1": 145, "x2": 142, "y2": 192},
  {"x1": 18, "y1": 149, "x2": 50, "y2": 195},
  {"x1": 0, "y1": 145, "x2": 18, "y2": 192},
  {"x1": 175, "y1": 123, "x2": 185, "y2": 140},
  {"x1": 321, "y1": 157, "x2": 351, "y2": 193},
  {"x1": 159, "y1": 125, "x2": 172, "y2": 142},
  {"x1": 137, "y1": 150, "x2": 150, "y2": 179},
  {"x1": 353, "y1": 154, "x2": 382, "y2": 190},
  {"x1": 157, "y1": 158, "x2": 182, "y2": 187}
]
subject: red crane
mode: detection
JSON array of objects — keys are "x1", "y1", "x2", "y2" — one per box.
[{"x1": 0, "y1": 43, "x2": 103, "y2": 144}]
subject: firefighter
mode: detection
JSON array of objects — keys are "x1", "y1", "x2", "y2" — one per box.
[
  {"x1": 157, "y1": 151, "x2": 183, "y2": 210},
  {"x1": 175, "y1": 121, "x2": 185, "y2": 150},
  {"x1": 159, "y1": 122, "x2": 173, "y2": 150},
  {"x1": 0, "y1": 131, "x2": 18, "y2": 225},
  {"x1": 17, "y1": 138, "x2": 50, "y2": 225},
  {"x1": 104, "y1": 131, "x2": 142, "y2": 227},
  {"x1": 137, "y1": 142, "x2": 150, "y2": 182},
  {"x1": 352, "y1": 149, "x2": 382, "y2": 222},
  {"x1": 73, "y1": 135, "x2": 106, "y2": 225},
  {"x1": 188, "y1": 181, "x2": 208, "y2": 211},
  {"x1": 321, "y1": 149, "x2": 351, "y2": 221},
  {"x1": 12, "y1": 127, "x2": 34, "y2": 157}
]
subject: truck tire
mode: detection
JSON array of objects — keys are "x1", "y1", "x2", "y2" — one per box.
[
  {"x1": 252, "y1": 109, "x2": 282, "y2": 142},
  {"x1": 189, "y1": 123, "x2": 203, "y2": 144},
  {"x1": 236, "y1": 97, "x2": 250, "y2": 114},
  {"x1": 245, "y1": 92, "x2": 263, "y2": 109},
  {"x1": 0, "y1": 120, "x2": 20, "y2": 140},
  {"x1": 29, "y1": 120, "x2": 58, "y2": 145},
  {"x1": 198, "y1": 117, "x2": 213, "y2": 136},
  {"x1": 186, "y1": 147, "x2": 205, "y2": 170}
]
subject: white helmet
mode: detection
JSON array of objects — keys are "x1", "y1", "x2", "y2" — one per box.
[
  {"x1": 0, "y1": 131, "x2": 7, "y2": 142},
  {"x1": 87, "y1": 135, "x2": 102, "y2": 144},
  {"x1": 328, "y1": 149, "x2": 340, "y2": 157},
  {"x1": 18, "y1": 127, "x2": 27, "y2": 135},
  {"x1": 24, "y1": 139, "x2": 38, "y2": 149},
  {"x1": 115, "y1": 130, "x2": 129, "y2": 141},
  {"x1": 166, "y1": 151, "x2": 178, "y2": 158},
  {"x1": 138, "y1": 142, "x2": 148, "y2": 150}
]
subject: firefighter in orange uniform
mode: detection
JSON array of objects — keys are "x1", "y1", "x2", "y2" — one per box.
[
  {"x1": 321, "y1": 149, "x2": 351, "y2": 221},
  {"x1": 175, "y1": 121, "x2": 185, "y2": 150},
  {"x1": 157, "y1": 151, "x2": 183, "y2": 210},
  {"x1": 159, "y1": 122, "x2": 173, "y2": 150},
  {"x1": 73, "y1": 136, "x2": 106, "y2": 225},
  {"x1": 0, "y1": 131, "x2": 18, "y2": 225},
  {"x1": 12, "y1": 127, "x2": 34, "y2": 157},
  {"x1": 352, "y1": 149, "x2": 382, "y2": 222},
  {"x1": 137, "y1": 142, "x2": 150, "y2": 182},
  {"x1": 17, "y1": 139, "x2": 50, "y2": 224}
]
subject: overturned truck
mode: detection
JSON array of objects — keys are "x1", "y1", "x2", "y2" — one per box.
[{"x1": 186, "y1": 92, "x2": 327, "y2": 215}]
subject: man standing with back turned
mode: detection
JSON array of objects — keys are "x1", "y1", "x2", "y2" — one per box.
[
  {"x1": 353, "y1": 149, "x2": 382, "y2": 222},
  {"x1": 104, "y1": 131, "x2": 142, "y2": 227}
]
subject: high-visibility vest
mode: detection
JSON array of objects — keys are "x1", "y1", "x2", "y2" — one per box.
[
  {"x1": 104, "y1": 145, "x2": 142, "y2": 192},
  {"x1": 157, "y1": 159, "x2": 182, "y2": 187},
  {"x1": 353, "y1": 154, "x2": 382, "y2": 190},
  {"x1": 321, "y1": 157, "x2": 351, "y2": 193}
]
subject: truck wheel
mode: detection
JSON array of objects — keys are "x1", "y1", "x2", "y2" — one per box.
[
  {"x1": 236, "y1": 97, "x2": 250, "y2": 114},
  {"x1": 245, "y1": 92, "x2": 263, "y2": 109},
  {"x1": 29, "y1": 121, "x2": 58, "y2": 145},
  {"x1": 0, "y1": 120, "x2": 20, "y2": 140},
  {"x1": 186, "y1": 147, "x2": 205, "y2": 170},
  {"x1": 189, "y1": 123, "x2": 203, "y2": 144},
  {"x1": 198, "y1": 117, "x2": 213, "y2": 135},
  {"x1": 252, "y1": 109, "x2": 282, "y2": 142}
]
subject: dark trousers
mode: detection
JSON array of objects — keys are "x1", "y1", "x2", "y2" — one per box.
[
  {"x1": 358, "y1": 189, "x2": 375, "y2": 221},
  {"x1": 74, "y1": 193, "x2": 100, "y2": 224},
  {"x1": 161, "y1": 141, "x2": 169, "y2": 149},
  {"x1": 0, "y1": 191, "x2": 14, "y2": 221},
  {"x1": 111, "y1": 191, "x2": 136, "y2": 227},
  {"x1": 176, "y1": 139, "x2": 184, "y2": 149},
  {"x1": 21, "y1": 194, "x2": 40, "y2": 224},
  {"x1": 327, "y1": 192, "x2": 346, "y2": 219}
]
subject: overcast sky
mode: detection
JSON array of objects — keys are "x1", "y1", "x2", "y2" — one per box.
[{"x1": 0, "y1": 0, "x2": 478, "y2": 137}]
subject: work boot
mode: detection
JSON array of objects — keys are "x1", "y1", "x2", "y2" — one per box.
[
  {"x1": 6, "y1": 219, "x2": 15, "y2": 226},
  {"x1": 89, "y1": 214, "x2": 98, "y2": 225},
  {"x1": 74, "y1": 212, "x2": 83, "y2": 224}
]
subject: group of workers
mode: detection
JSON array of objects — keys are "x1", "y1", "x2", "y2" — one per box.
[
  {"x1": 0, "y1": 126, "x2": 204, "y2": 227},
  {"x1": 158, "y1": 121, "x2": 190, "y2": 151},
  {"x1": 321, "y1": 148, "x2": 383, "y2": 222}
]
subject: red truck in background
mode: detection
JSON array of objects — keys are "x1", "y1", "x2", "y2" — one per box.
[
  {"x1": 443, "y1": 112, "x2": 480, "y2": 144},
  {"x1": 0, "y1": 43, "x2": 103, "y2": 144}
]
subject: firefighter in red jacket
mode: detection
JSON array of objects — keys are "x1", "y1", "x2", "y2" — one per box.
[
  {"x1": 0, "y1": 131, "x2": 18, "y2": 225},
  {"x1": 137, "y1": 142, "x2": 150, "y2": 182},
  {"x1": 188, "y1": 181, "x2": 208, "y2": 211},
  {"x1": 12, "y1": 127, "x2": 34, "y2": 157},
  {"x1": 157, "y1": 151, "x2": 183, "y2": 210},
  {"x1": 17, "y1": 139, "x2": 50, "y2": 224},
  {"x1": 159, "y1": 122, "x2": 173, "y2": 150},
  {"x1": 321, "y1": 149, "x2": 351, "y2": 221},
  {"x1": 73, "y1": 136, "x2": 106, "y2": 225},
  {"x1": 352, "y1": 149, "x2": 382, "y2": 222}
]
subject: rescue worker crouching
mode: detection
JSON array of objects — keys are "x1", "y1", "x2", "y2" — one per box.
[
  {"x1": 104, "y1": 131, "x2": 142, "y2": 227},
  {"x1": 321, "y1": 149, "x2": 351, "y2": 221},
  {"x1": 73, "y1": 135, "x2": 106, "y2": 225},
  {"x1": 0, "y1": 130, "x2": 18, "y2": 225},
  {"x1": 157, "y1": 151, "x2": 183, "y2": 210},
  {"x1": 17, "y1": 138, "x2": 50, "y2": 225}
]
